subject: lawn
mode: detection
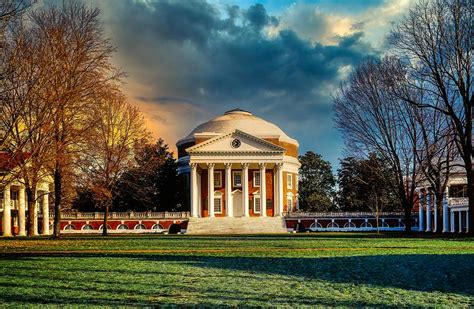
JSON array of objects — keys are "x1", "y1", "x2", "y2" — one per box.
[{"x1": 0, "y1": 233, "x2": 473, "y2": 307}]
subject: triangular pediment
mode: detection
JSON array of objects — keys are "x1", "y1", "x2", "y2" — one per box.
[{"x1": 186, "y1": 130, "x2": 285, "y2": 154}]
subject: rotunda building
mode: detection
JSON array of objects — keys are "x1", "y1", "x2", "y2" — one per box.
[{"x1": 177, "y1": 109, "x2": 300, "y2": 218}]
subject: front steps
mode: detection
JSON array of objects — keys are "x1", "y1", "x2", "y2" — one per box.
[{"x1": 186, "y1": 216, "x2": 288, "y2": 234}]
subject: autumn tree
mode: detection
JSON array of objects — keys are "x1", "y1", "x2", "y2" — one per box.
[
  {"x1": 77, "y1": 91, "x2": 148, "y2": 236},
  {"x1": 27, "y1": 1, "x2": 122, "y2": 238}
]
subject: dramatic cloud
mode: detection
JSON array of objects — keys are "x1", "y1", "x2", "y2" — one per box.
[{"x1": 71, "y1": 0, "x2": 412, "y2": 167}]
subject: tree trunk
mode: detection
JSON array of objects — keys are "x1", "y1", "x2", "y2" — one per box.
[
  {"x1": 53, "y1": 166, "x2": 62, "y2": 239},
  {"x1": 26, "y1": 185, "x2": 36, "y2": 236},
  {"x1": 435, "y1": 193, "x2": 443, "y2": 234},
  {"x1": 102, "y1": 204, "x2": 109, "y2": 236}
]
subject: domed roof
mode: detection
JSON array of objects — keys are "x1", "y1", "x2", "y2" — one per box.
[{"x1": 178, "y1": 109, "x2": 298, "y2": 146}]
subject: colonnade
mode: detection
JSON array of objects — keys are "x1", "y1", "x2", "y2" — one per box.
[
  {"x1": 418, "y1": 191, "x2": 469, "y2": 233},
  {"x1": 190, "y1": 162, "x2": 285, "y2": 218},
  {"x1": 2, "y1": 185, "x2": 50, "y2": 236}
]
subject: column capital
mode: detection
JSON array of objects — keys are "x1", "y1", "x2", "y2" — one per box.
[
  {"x1": 190, "y1": 162, "x2": 198, "y2": 169},
  {"x1": 275, "y1": 162, "x2": 283, "y2": 169},
  {"x1": 207, "y1": 163, "x2": 215, "y2": 169},
  {"x1": 224, "y1": 163, "x2": 232, "y2": 169},
  {"x1": 241, "y1": 163, "x2": 250, "y2": 169},
  {"x1": 258, "y1": 162, "x2": 267, "y2": 169}
]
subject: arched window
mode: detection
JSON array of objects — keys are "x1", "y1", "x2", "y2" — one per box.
[
  {"x1": 117, "y1": 224, "x2": 129, "y2": 230},
  {"x1": 361, "y1": 221, "x2": 373, "y2": 228},
  {"x1": 309, "y1": 222, "x2": 322, "y2": 229},
  {"x1": 152, "y1": 224, "x2": 164, "y2": 230},
  {"x1": 327, "y1": 221, "x2": 339, "y2": 228},
  {"x1": 380, "y1": 221, "x2": 390, "y2": 228},
  {"x1": 343, "y1": 221, "x2": 356, "y2": 228},
  {"x1": 99, "y1": 224, "x2": 112, "y2": 230},
  {"x1": 82, "y1": 224, "x2": 94, "y2": 230},
  {"x1": 134, "y1": 224, "x2": 146, "y2": 230},
  {"x1": 64, "y1": 224, "x2": 75, "y2": 230}
]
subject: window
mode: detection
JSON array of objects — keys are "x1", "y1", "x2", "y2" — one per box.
[
  {"x1": 233, "y1": 171, "x2": 242, "y2": 187},
  {"x1": 254, "y1": 196, "x2": 261, "y2": 213},
  {"x1": 214, "y1": 171, "x2": 222, "y2": 188},
  {"x1": 449, "y1": 185, "x2": 467, "y2": 197},
  {"x1": 287, "y1": 196, "x2": 293, "y2": 210},
  {"x1": 99, "y1": 224, "x2": 112, "y2": 230},
  {"x1": 152, "y1": 224, "x2": 164, "y2": 230},
  {"x1": 253, "y1": 171, "x2": 260, "y2": 187},
  {"x1": 214, "y1": 197, "x2": 222, "y2": 213},
  {"x1": 81, "y1": 224, "x2": 94, "y2": 230},
  {"x1": 134, "y1": 224, "x2": 146, "y2": 230},
  {"x1": 64, "y1": 224, "x2": 75, "y2": 230},
  {"x1": 117, "y1": 224, "x2": 129, "y2": 230},
  {"x1": 287, "y1": 174, "x2": 293, "y2": 189}
]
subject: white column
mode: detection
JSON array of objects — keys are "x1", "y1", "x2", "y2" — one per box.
[
  {"x1": 242, "y1": 163, "x2": 249, "y2": 217},
  {"x1": 18, "y1": 186, "x2": 26, "y2": 236},
  {"x1": 466, "y1": 210, "x2": 469, "y2": 233},
  {"x1": 190, "y1": 163, "x2": 198, "y2": 218},
  {"x1": 418, "y1": 191, "x2": 424, "y2": 232},
  {"x1": 458, "y1": 211, "x2": 462, "y2": 233},
  {"x1": 425, "y1": 193, "x2": 432, "y2": 232},
  {"x1": 276, "y1": 163, "x2": 283, "y2": 216},
  {"x1": 259, "y1": 163, "x2": 266, "y2": 217},
  {"x1": 2, "y1": 185, "x2": 11, "y2": 236},
  {"x1": 442, "y1": 193, "x2": 449, "y2": 233},
  {"x1": 41, "y1": 191, "x2": 50, "y2": 235},
  {"x1": 433, "y1": 195, "x2": 438, "y2": 233},
  {"x1": 207, "y1": 163, "x2": 215, "y2": 217},
  {"x1": 224, "y1": 163, "x2": 233, "y2": 217},
  {"x1": 33, "y1": 192, "x2": 39, "y2": 236},
  {"x1": 450, "y1": 210, "x2": 455, "y2": 233}
]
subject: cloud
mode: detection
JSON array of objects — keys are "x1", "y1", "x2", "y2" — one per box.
[{"x1": 91, "y1": 0, "x2": 390, "y2": 166}]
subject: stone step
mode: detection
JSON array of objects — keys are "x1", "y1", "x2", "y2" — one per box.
[{"x1": 186, "y1": 217, "x2": 288, "y2": 234}]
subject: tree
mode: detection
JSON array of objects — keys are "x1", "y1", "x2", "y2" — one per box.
[
  {"x1": 338, "y1": 154, "x2": 400, "y2": 230},
  {"x1": 0, "y1": 18, "x2": 53, "y2": 236},
  {"x1": 77, "y1": 91, "x2": 148, "y2": 236},
  {"x1": 334, "y1": 57, "x2": 421, "y2": 232},
  {"x1": 27, "y1": 1, "x2": 122, "y2": 238},
  {"x1": 389, "y1": 0, "x2": 473, "y2": 232},
  {"x1": 298, "y1": 151, "x2": 335, "y2": 211},
  {"x1": 113, "y1": 139, "x2": 186, "y2": 212}
]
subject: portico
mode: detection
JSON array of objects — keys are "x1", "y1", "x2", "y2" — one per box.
[{"x1": 1, "y1": 180, "x2": 51, "y2": 237}]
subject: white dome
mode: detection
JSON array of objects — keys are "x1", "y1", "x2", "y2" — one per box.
[{"x1": 178, "y1": 109, "x2": 298, "y2": 146}]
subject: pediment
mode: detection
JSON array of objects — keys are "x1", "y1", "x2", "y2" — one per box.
[{"x1": 186, "y1": 130, "x2": 285, "y2": 154}]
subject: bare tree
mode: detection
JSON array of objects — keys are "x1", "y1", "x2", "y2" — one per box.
[
  {"x1": 334, "y1": 57, "x2": 421, "y2": 232},
  {"x1": 77, "y1": 91, "x2": 148, "y2": 236},
  {"x1": 27, "y1": 1, "x2": 122, "y2": 238},
  {"x1": 389, "y1": 0, "x2": 473, "y2": 232}
]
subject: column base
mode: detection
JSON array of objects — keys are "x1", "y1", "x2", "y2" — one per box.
[{"x1": 18, "y1": 232, "x2": 27, "y2": 236}]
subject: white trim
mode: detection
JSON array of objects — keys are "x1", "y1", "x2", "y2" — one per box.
[
  {"x1": 253, "y1": 171, "x2": 261, "y2": 187},
  {"x1": 214, "y1": 171, "x2": 223, "y2": 188},
  {"x1": 232, "y1": 170, "x2": 242, "y2": 187}
]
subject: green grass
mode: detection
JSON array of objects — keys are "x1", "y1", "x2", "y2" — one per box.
[{"x1": 0, "y1": 233, "x2": 473, "y2": 307}]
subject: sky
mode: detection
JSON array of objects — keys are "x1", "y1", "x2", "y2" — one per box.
[{"x1": 72, "y1": 0, "x2": 414, "y2": 169}]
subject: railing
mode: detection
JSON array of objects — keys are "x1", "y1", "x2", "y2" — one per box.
[
  {"x1": 46, "y1": 211, "x2": 191, "y2": 220},
  {"x1": 283, "y1": 211, "x2": 406, "y2": 218},
  {"x1": 448, "y1": 197, "x2": 468, "y2": 206}
]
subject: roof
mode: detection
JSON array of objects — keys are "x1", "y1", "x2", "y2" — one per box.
[{"x1": 177, "y1": 109, "x2": 298, "y2": 146}]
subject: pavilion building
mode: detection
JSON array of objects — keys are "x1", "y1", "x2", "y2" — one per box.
[{"x1": 176, "y1": 109, "x2": 300, "y2": 233}]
